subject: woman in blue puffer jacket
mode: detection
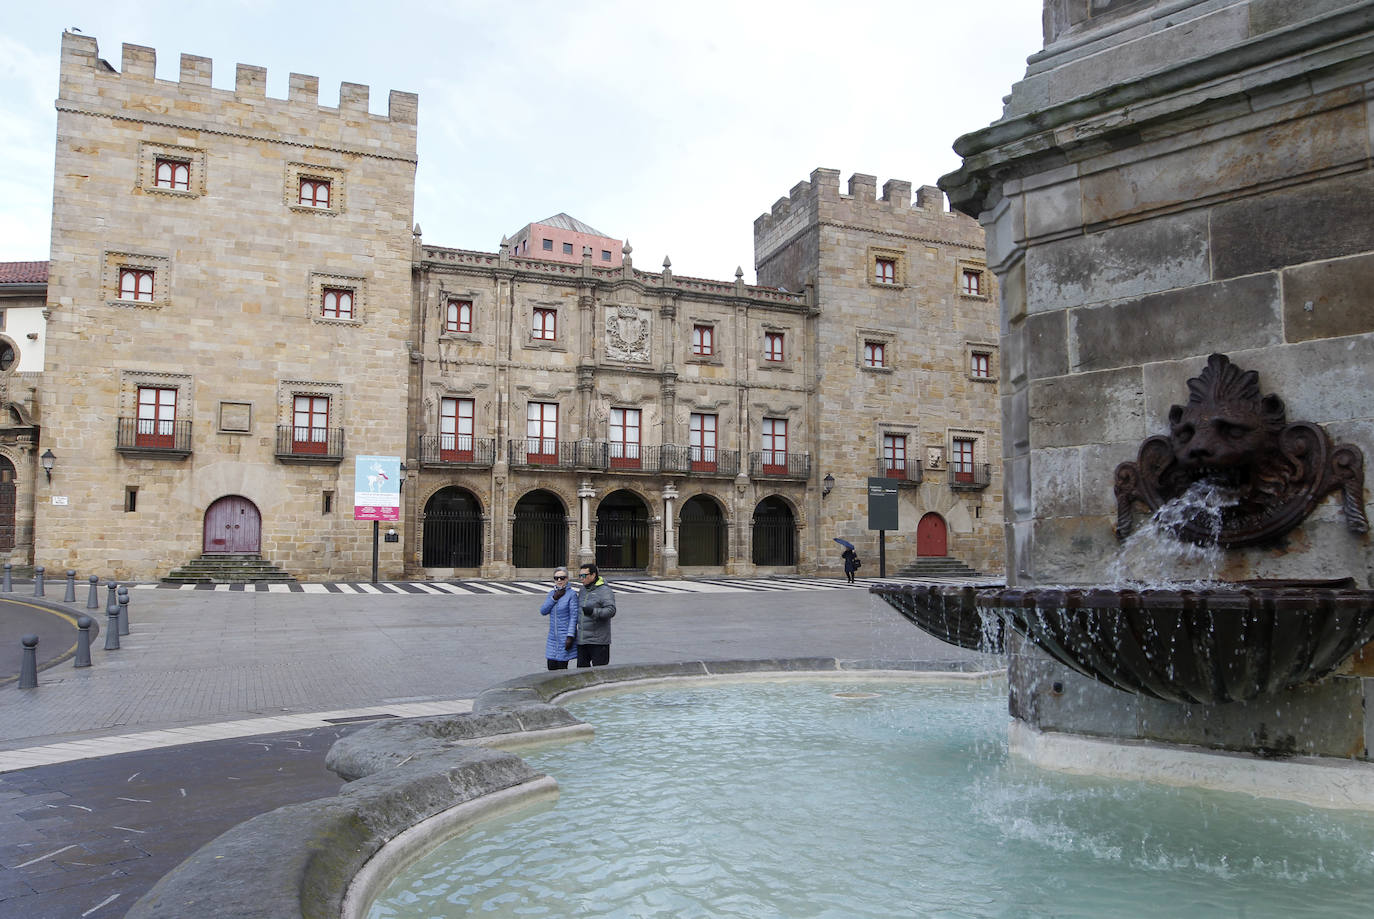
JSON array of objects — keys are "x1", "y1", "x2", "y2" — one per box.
[{"x1": 539, "y1": 567, "x2": 578, "y2": 670}]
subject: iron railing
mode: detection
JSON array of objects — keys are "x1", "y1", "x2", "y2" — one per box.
[
  {"x1": 421, "y1": 510, "x2": 483, "y2": 567},
  {"x1": 748, "y1": 451, "x2": 811, "y2": 480},
  {"x1": 275, "y1": 425, "x2": 345, "y2": 463},
  {"x1": 949, "y1": 462, "x2": 992, "y2": 490},
  {"x1": 879, "y1": 457, "x2": 923, "y2": 484},
  {"x1": 659, "y1": 445, "x2": 740, "y2": 476},
  {"x1": 511, "y1": 511, "x2": 568, "y2": 568},
  {"x1": 751, "y1": 516, "x2": 798, "y2": 565},
  {"x1": 507, "y1": 439, "x2": 609, "y2": 471},
  {"x1": 116, "y1": 418, "x2": 192, "y2": 457},
  {"x1": 418, "y1": 434, "x2": 496, "y2": 468}
]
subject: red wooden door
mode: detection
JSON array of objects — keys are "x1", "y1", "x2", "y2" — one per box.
[
  {"x1": 916, "y1": 513, "x2": 947, "y2": 557},
  {"x1": 204, "y1": 496, "x2": 262, "y2": 554}
]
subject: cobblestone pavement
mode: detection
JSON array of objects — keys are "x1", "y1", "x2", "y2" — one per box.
[{"x1": 0, "y1": 579, "x2": 996, "y2": 917}]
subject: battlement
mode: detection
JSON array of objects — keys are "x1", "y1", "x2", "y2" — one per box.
[
  {"x1": 56, "y1": 32, "x2": 418, "y2": 153},
  {"x1": 753, "y1": 167, "x2": 980, "y2": 241}
]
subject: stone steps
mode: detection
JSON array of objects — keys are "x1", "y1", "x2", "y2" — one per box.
[
  {"x1": 893, "y1": 557, "x2": 985, "y2": 580},
  {"x1": 163, "y1": 555, "x2": 297, "y2": 584}
]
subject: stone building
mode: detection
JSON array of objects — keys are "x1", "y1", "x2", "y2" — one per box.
[
  {"x1": 0, "y1": 261, "x2": 47, "y2": 564},
  {"x1": 22, "y1": 31, "x2": 1002, "y2": 582}
]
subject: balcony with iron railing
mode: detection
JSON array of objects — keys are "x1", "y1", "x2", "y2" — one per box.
[
  {"x1": 508, "y1": 439, "x2": 607, "y2": 471},
  {"x1": 658, "y1": 445, "x2": 740, "y2": 477},
  {"x1": 275, "y1": 425, "x2": 345, "y2": 464},
  {"x1": 879, "y1": 457, "x2": 923, "y2": 485},
  {"x1": 748, "y1": 450, "x2": 811, "y2": 480},
  {"x1": 948, "y1": 462, "x2": 992, "y2": 490},
  {"x1": 116, "y1": 418, "x2": 192, "y2": 458},
  {"x1": 419, "y1": 434, "x2": 497, "y2": 468}
]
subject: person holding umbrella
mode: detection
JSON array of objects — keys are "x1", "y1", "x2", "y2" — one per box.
[{"x1": 835, "y1": 537, "x2": 860, "y2": 584}]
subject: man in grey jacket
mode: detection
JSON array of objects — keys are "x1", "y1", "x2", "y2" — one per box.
[{"x1": 575, "y1": 563, "x2": 616, "y2": 667}]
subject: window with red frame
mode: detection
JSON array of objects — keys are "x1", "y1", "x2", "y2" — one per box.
[
  {"x1": 765, "y1": 332, "x2": 784, "y2": 363},
  {"x1": 690, "y1": 412, "x2": 717, "y2": 471},
  {"x1": 119, "y1": 268, "x2": 155, "y2": 302},
  {"x1": 446, "y1": 299, "x2": 473, "y2": 334},
  {"x1": 526, "y1": 401, "x2": 558, "y2": 463},
  {"x1": 762, "y1": 417, "x2": 788, "y2": 473},
  {"x1": 962, "y1": 269, "x2": 982, "y2": 296},
  {"x1": 322, "y1": 287, "x2": 354, "y2": 319},
  {"x1": 136, "y1": 386, "x2": 176, "y2": 448},
  {"x1": 441, "y1": 397, "x2": 474, "y2": 461},
  {"x1": 875, "y1": 257, "x2": 896, "y2": 284},
  {"x1": 154, "y1": 158, "x2": 189, "y2": 191},
  {"x1": 953, "y1": 437, "x2": 976, "y2": 483},
  {"x1": 971, "y1": 351, "x2": 991, "y2": 378},
  {"x1": 883, "y1": 433, "x2": 907, "y2": 479},
  {"x1": 293, "y1": 395, "x2": 330, "y2": 454},
  {"x1": 692, "y1": 324, "x2": 714, "y2": 356},
  {"x1": 609, "y1": 408, "x2": 642, "y2": 469},
  {"x1": 533, "y1": 308, "x2": 557, "y2": 340},
  {"x1": 864, "y1": 341, "x2": 886, "y2": 368},
  {"x1": 299, "y1": 178, "x2": 331, "y2": 208}
]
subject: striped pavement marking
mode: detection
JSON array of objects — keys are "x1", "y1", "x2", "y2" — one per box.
[{"x1": 123, "y1": 576, "x2": 941, "y2": 597}]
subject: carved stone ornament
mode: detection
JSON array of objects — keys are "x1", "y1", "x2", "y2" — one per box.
[
  {"x1": 1115, "y1": 353, "x2": 1369, "y2": 547},
  {"x1": 605, "y1": 305, "x2": 651, "y2": 363}
]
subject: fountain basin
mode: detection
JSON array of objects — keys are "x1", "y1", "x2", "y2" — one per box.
[
  {"x1": 873, "y1": 583, "x2": 1005, "y2": 652},
  {"x1": 875, "y1": 580, "x2": 1374, "y2": 705}
]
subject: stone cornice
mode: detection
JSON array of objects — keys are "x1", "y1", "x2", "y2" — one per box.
[{"x1": 55, "y1": 101, "x2": 419, "y2": 164}]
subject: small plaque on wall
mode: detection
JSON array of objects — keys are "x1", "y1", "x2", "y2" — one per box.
[
  {"x1": 219, "y1": 401, "x2": 252, "y2": 433},
  {"x1": 926, "y1": 446, "x2": 944, "y2": 470}
]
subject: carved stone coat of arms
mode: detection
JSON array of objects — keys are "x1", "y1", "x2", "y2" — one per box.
[{"x1": 605, "y1": 305, "x2": 651, "y2": 363}]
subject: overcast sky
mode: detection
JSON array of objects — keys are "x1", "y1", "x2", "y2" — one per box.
[{"x1": 1, "y1": 1, "x2": 1044, "y2": 283}]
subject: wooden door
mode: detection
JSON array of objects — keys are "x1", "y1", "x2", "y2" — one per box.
[
  {"x1": 204, "y1": 496, "x2": 262, "y2": 554},
  {"x1": 916, "y1": 512, "x2": 947, "y2": 557}
]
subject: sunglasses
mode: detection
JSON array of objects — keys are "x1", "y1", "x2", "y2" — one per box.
[{"x1": 553, "y1": 575, "x2": 568, "y2": 581}]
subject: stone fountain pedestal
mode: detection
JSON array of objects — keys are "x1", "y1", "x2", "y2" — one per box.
[{"x1": 937, "y1": 0, "x2": 1374, "y2": 787}]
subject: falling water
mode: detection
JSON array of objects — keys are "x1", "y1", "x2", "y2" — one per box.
[{"x1": 1104, "y1": 480, "x2": 1241, "y2": 587}]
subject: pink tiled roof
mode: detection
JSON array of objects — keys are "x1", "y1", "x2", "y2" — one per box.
[{"x1": 0, "y1": 261, "x2": 49, "y2": 284}]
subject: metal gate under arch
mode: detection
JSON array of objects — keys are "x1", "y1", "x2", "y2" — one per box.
[
  {"x1": 679, "y1": 494, "x2": 727, "y2": 566},
  {"x1": 751, "y1": 496, "x2": 797, "y2": 566},
  {"x1": 512, "y1": 490, "x2": 568, "y2": 569},
  {"x1": 595, "y1": 490, "x2": 651, "y2": 571},
  {"x1": 422, "y1": 487, "x2": 483, "y2": 568}
]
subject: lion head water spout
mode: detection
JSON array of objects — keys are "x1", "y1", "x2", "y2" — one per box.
[{"x1": 1103, "y1": 480, "x2": 1234, "y2": 587}]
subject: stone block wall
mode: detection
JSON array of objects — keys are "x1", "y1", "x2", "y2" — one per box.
[{"x1": 38, "y1": 33, "x2": 418, "y2": 581}]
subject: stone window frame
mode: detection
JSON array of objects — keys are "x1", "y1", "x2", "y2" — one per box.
[
  {"x1": 524, "y1": 300, "x2": 567, "y2": 352},
  {"x1": 0, "y1": 335, "x2": 19, "y2": 378},
  {"x1": 857, "y1": 327, "x2": 896, "y2": 374},
  {"x1": 437, "y1": 284, "x2": 485, "y2": 344},
  {"x1": 308, "y1": 272, "x2": 366, "y2": 327},
  {"x1": 760, "y1": 322, "x2": 794, "y2": 373},
  {"x1": 957, "y1": 259, "x2": 990, "y2": 301},
  {"x1": 868, "y1": 245, "x2": 907, "y2": 289},
  {"x1": 877, "y1": 421, "x2": 919, "y2": 480},
  {"x1": 285, "y1": 162, "x2": 345, "y2": 217},
  {"x1": 119, "y1": 369, "x2": 194, "y2": 426},
  {"x1": 687, "y1": 315, "x2": 724, "y2": 366},
  {"x1": 278, "y1": 380, "x2": 345, "y2": 430},
  {"x1": 947, "y1": 427, "x2": 988, "y2": 479},
  {"x1": 966, "y1": 341, "x2": 999, "y2": 383},
  {"x1": 137, "y1": 142, "x2": 206, "y2": 198},
  {"x1": 218, "y1": 401, "x2": 253, "y2": 435},
  {"x1": 105, "y1": 250, "x2": 171, "y2": 309}
]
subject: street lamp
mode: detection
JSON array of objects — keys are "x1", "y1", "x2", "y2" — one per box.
[
  {"x1": 40, "y1": 449, "x2": 55, "y2": 483},
  {"x1": 821, "y1": 473, "x2": 834, "y2": 497}
]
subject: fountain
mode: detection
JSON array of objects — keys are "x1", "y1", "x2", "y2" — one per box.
[{"x1": 878, "y1": 0, "x2": 1374, "y2": 789}]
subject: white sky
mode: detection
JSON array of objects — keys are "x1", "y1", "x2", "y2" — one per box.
[{"x1": 0, "y1": 1, "x2": 1045, "y2": 283}]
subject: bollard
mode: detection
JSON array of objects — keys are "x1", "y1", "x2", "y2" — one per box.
[
  {"x1": 33, "y1": 565, "x2": 44, "y2": 598},
  {"x1": 104, "y1": 609, "x2": 120, "y2": 651},
  {"x1": 117, "y1": 587, "x2": 130, "y2": 637},
  {"x1": 106, "y1": 581, "x2": 119, "y2": 615},
  {"x1": 64, "y1": 570, "x2": 77, "y2": 603},
  {"x1": 19, "y1": 635, "x2": 38, "y2": 688},
  {"x1": 2, "y1": 562, "x2": 11, "y2": 593},
  {"x1": 87, "y1": 575, "x2": 100, "y2": 609},
  {"x1": 75, "y1": 616, "x2": 93, "y2": 668}
]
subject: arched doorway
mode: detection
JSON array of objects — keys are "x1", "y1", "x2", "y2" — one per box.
[
  {"x1": 0, "y1": 456, "x2": 14, "y2": 551},
  {"x1": 422, "y1": 487, "x2": 483, "y2": 568},
  {"x1": 512, "y1": 489, "x2": 567, "y2": 569},
  {"x1": 679, "y1": 495, "x2": 727, "y2": 566},
  {"x1": 204, "y1": 496, "x2": 262, "y2": 554},
  {"x1": 751, "y1": 496, "x2": 796, "y2": 566},
  {"x1": 595, "y1": 490, "x2": 651, "y2": 571},
  {"x1": 917, "y1": 512, "x2": 948, "y2": 557}
]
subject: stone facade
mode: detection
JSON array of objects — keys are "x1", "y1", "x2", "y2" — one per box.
[
  {"x1": 25, "y1": 32, "x2": 1002, "y2": 582},
  {"x1": 37, "y1": 33, "x2": 417, "y2": 581},
  {"x1": 943, "y1": 1, "x2": 1374, "y2": 761}
]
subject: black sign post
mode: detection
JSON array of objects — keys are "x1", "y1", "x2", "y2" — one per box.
[{"x1": 867, "y1": 477, "x2": 900, "y2": 578}]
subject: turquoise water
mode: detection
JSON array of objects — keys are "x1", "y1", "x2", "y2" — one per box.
[{"x1": 368, "y1": 680, "x2": 1374, "y2": 918}]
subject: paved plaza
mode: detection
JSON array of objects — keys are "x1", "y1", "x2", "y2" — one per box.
[{"x1": 0, "y1": 577, "x2": 994, "y2": 917}]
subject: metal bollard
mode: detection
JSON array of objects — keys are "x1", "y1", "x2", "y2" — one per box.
[
  {"x1": 87, "y1": 575, "x2": 100, "y2": 609},
  {"x1": 2, "y1": 562, "x2": 11, "y2": 592},
  {"x1": 104, "y1": 609, "x2": 120, "y2": 651},
  {"x1": 75, "y1": 616, "x2": 93, "y2": 668},
  {"x1": 19, "y1": 635, "x2": 38, "y2": 688},
  {"x1": 64, "y1": 570, "x2": 77, "y2": 603},
  {"x1": 117, "y1": 587, "x2": 130, "y2": 636},
  {"x1": 106, "y1": 581, "x2": 119, "y2": 615},
  {"x1": 33, "y1": 566, "x2": 44, "y2": 598}
]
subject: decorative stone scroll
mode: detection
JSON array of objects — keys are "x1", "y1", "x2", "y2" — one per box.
[
  {"x1": 1115, "y1": 353, "x2": 1368, "y2": 547},
  {"x1": 605, "y1": 305, "x2": 651, "y2": 363}
]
